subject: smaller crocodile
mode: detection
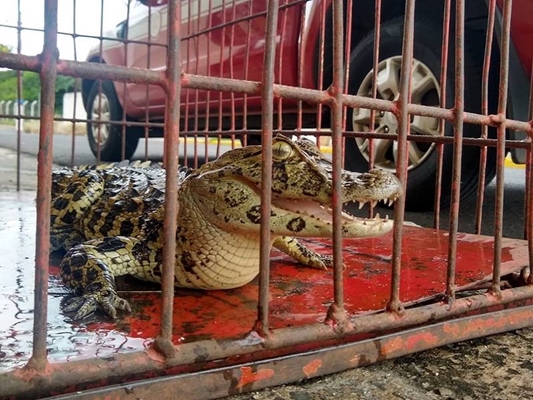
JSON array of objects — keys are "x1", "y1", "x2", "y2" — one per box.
[{"x1": 51, "y1": 135, "x2": 403, "y2": 319}]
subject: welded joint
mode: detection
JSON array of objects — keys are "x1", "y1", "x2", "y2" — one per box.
[
  {"x1": 489, "y1": 113, "x2": 506, "y2": 126},
  {"x1": 23, "y1": 357, "x2": 50, "y2": 374},
  {"x1": 153, "y1": 337, "x2": 177, "y2": 359},
  {"x1": 389, "y1": 101, "x2": 402, "y2": 123},
  {"x1": 488, "y1": 284, "x2": 504, "y2": 299},
  {"x1": 161, "y1": 70, "x2": 171, "y2": 93},
  {"x1": 386, "y1": 299, "x2": 405, "y2": 316},
  {"x1": 325, "y1": 303, "x2": 354, "y2": 334},
  {"x1": 252, "y1": 318, "x2": 274, "y2": 343},
  {"x1": 326, "y1": 85, "x2": 343, "y2": 104},
  {"x1": 38, "y1": 47, "x2": 60, "y2": 66},
  {"x1": 444, "y1": 291, "x2": 456, "y2": 309}
]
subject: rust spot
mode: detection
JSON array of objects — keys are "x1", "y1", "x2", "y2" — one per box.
[
  {"x1": 236, "y1": 366, "x2": 275, "y2": 389},
  {"x1": 404, "y1": 332, "x2": 440, "y2": 350},
  {"x1": 382, "y1": 336, "x2": 404, "y2": 354},
  {"x1": 302, "y1": 359, "x2": 322, "y2": 378}
]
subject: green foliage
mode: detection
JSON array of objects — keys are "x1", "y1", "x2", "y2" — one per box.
[
  {"x1": 0, "y1": 70, "x2": 76, "y2": 114},
  {"x1": 0, "y1": 43, "x2": 12, "y2": 53}
]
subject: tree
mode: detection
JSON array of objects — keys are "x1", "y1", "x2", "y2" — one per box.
[
  {"x1": 0, "y1": 42, "x2": 76, "y2": 113},
  {"x1": 0, "y1": 43, "x2": 12, "y2": 53},
  {"x1": 0, "y1": 70, "x2": 76, "y2": 114}
]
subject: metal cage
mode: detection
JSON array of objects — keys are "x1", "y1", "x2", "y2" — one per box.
[{"x1": 0, "y1": 0, "x2": 532, "y2": 398}]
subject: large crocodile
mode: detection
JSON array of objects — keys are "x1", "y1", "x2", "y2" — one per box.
[{"x1": 50, "y1": 135, "x2": 403, "y2": 319}]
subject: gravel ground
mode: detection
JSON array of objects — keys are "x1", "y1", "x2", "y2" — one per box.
[{"x1": 230, "y1": 327, "x2": 533, "y2": 400}]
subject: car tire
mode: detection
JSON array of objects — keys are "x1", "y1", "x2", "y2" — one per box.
[
  {"x1": 86, "y1": 80, "x2": 140, "y2": 161},
  {"x1": 345, "y1": 17, "x2": 496, "y2": 211}
]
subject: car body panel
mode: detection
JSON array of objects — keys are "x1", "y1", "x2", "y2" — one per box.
[{"x1": 86, "y1": 0, "x2": 531, "y2": 162}]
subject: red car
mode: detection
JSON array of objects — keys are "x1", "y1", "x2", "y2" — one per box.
[{"x1": 82, "y1": 0, "x2": 530, "y2": 210}]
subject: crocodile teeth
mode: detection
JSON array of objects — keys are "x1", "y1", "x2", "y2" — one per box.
[
  {"x1": 358, "y1": 201, "x2": 365, "y2": 210},
  {"x1": 375, "y1": 212, "x2": 380, "y2": 220},
  {"x1": 370, "y1": 200, "x2": 377, "y2": 208}
]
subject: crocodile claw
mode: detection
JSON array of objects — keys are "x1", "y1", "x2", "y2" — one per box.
[
  {"x1": 307, "y1": 254, "x2": 346, "y2": 270},
  {"x1": 63, "y1": 290, "x2": 131, "y2": 320}
]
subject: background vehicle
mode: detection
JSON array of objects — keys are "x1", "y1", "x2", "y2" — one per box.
[{"x1": 82, "y1": 0, "x2": 531, "y2": 210}]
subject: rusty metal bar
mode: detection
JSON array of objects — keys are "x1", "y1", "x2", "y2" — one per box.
[
  {"x1": 256, "y1": 0, "x2": 280, "y2": 337},
  {"x1": 16, "y1": 0, "x2": 22, "y2": 191},
  {"x1": 229, "y1": 0, "x2": 238, "y2": 148},
  {"x1": 202, "y1": 0, "x2": 213, "y2": 160},
  {"x1": 445, "y1": 0, "x2": 466, "y2": 303},
  {"x1": 18, "y1": 306, "x2": 533, "y2": 400},
  {"x1": 69, "y1": 79, "x2": 79, "y2": 167},
  {"x1": 388, "y1": 0, "x2": 415, "y2": 313},
  {"x1": 325, "y1": 0, "x2": 350, "y2": 330},
  {"x1": 296, "y1": 0, "x2": 305, "y2": 131},
  {"x1": 25, "y1": 0, "x2": 58, "y2": 372},
  {"x1": 182, "y1": 0, "x2": 192, "y2": 167},
  {"x1": 121, "y1": 0, "x2": 133, "y2": 163},
  {"x1": 524, "y1": 59, "x2": 533, "y2": 242},
  {"x1": 527, "y1": 59, "x2": 533, "y2": 278},
  {"x1": 366, "y1": 0, "x2": 382, "y2": 172},
  {"x1": 192, "y1": 0, "x2": 202, "y2": 166},
  {"x1": 94, "y1": 0, "x2": 106, "y2": 163},
  {"x1": 215, "y1": 0, "x2": 227, "y2": 159},
  {"x1": 492, "y1": 0, "x2": 513, "y2": 293},
  {"x1": 3, "y1": 286, "x2": 533, "y2": 398},
  {"x1": 314, "y1": 0, "x2": 327, "y2": 131},
  {"x1": 276, "y1": 1, "x2": 289, "y2": 131},
  {"x1": 154, "y1": 0, "x2": 180, "y2": 359},
  {"x1": 195, "y1": 0, "x2": 203, "y2": 165},
  {"x1": 142, "y1": 1, "x2": 153, "y2": 162},
  {"x1": 241, "y1": 0, "x2": 253, "y2": 144},
  {"x1": 69, "y1": 0, "x2": 80, "y2": 167},
  {"x1": 0, "y1": 51, "x2": 532, "y2": 137},
  {"x1": 341, "y1": 0, "x2": 353, "y2": 134},
  {"x1": 475, "y1": 0, "x2": 497, "y2": 234},
  {"x1": 433, "y1": 0, "x2": 451, "y2": 228}
]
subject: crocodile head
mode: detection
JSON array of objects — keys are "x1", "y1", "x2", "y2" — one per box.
[{"x1": 185, "y1": 135, "x2": 403, "y2": 239}]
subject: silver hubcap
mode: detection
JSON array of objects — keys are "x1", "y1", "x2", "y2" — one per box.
[
  {"x1": 352, "y1": 56, "x2": 441, "y2": 171},
  {"x1": 90, "y1": 92, "x2": 111, "y2": 145}
]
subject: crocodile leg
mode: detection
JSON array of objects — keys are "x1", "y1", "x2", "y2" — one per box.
[
  {"x1": 60, "y1": 236, "x2": 142, "y2": 319},
  {"x1": 273, "y1": 236, "x2": 334, "y2": 270}
]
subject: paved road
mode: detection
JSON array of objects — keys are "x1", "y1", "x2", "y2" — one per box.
[
  {"x1": 0, "y1": 124, "x2": 234, "y2": 167},
  {"x1": 0, "y1": 124, "x2": 526, "y2": 238}
]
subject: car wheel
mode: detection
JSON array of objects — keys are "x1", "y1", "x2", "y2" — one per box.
[
  {"x1": 345, "y1": 18, "x2": 496, "y2": 211},
  {"x1": 239, "y1": 134, "x2": 262, "y2": 146},
  {"x1": 86, "y1": 80, "x2": 140, "y2": 161}
]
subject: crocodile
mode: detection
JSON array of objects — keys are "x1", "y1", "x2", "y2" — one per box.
[{"x1": 50, "y1": 135, "x2": 403, "y2": 319}]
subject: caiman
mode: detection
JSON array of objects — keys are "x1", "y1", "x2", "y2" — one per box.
[{"x1": 50, "y1": 135, "x2": 403, "y2": 319}]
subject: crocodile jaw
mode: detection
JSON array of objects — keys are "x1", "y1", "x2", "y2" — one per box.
[{"x1": 272, "y1": 198, "x2": 394, "y2": 238}]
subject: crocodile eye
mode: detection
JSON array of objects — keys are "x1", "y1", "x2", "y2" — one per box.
[{"x1": 272, "y1": 140, "x2": 294, "y2": 160}]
